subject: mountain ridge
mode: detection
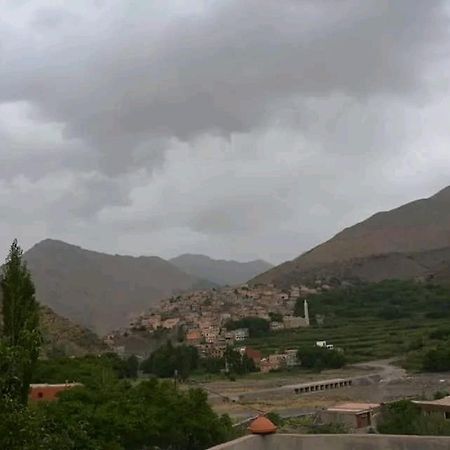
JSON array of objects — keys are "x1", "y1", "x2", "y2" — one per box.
[
  {"x1": 252, "y1": 185, "x2": 450, "y2": 286},
  {"x1": 170, "y1": 253, "x2": 272, "y2": 286}
]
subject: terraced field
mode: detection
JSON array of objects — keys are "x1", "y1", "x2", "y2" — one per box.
[{"x1": 245, "y1": 316, "x2": 447, "y2": 363}]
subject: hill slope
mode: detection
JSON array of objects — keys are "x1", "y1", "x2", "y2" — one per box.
[
  {"x1": 170, "y1": 254, "x2": 273, "y2": 286},
  {"x1": 24, "y1": 239, "x2": 211, "y2": 334},
  {"x1": 0, "y1": 289, "x2": 105, "y2": 356},
  {"x1": 253, "y1": 185, "x2": 450, "y2": 286}
]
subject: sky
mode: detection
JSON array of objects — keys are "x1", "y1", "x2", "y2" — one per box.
[{"x1": 1, "y1": 0, "x2": 450, "y2": 264}]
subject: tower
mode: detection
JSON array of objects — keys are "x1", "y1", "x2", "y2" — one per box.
[{"x1": 304, "y1": 299, "x2": 310, "y2": 326}]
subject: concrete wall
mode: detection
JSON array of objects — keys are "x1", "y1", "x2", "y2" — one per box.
[{"x1": 208, "y1": 434, "x2": 450, "y2": 450}]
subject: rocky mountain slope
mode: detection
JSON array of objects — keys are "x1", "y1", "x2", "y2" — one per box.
[
  {"x1": 24, "y1": 239, "x2": 213, "y2": 334},
  {"x1": 170, "y1": 254, "x2": 272, "y2": 286},
  {"x1": 252, "y1": 185, "x2": 450, "y2": 286},
  {"x1": 0, "y1": 290, "x2": 105, "y2": 356}
]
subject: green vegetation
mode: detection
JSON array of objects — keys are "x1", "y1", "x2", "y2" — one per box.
[
  {"x1": 225, "y1": 316, "x2": 270, "y2": 337},
  {"x1": 280, "y1": 415, "x2": 348, "y2": 434},
  {"x1": 378, "y1": 400, "x2": 450, "y2": 435},
  {"x1": 141, "y1": 341, "x2": 199, "y2": 379},
  {"x1": 246, "y1": 280, "x2": 450, "y2": 368},
  {"x1": 33, "y1": 353, "x2": 138, "y2": 385},
  {"x1": 1, "y1": 239, "x2": 42, "y2": 405},
  {"x1": 297, "y1": 346, "x2": 346, "y2": 371},
  {"x1": 140, "y1": 342, "x2": 257, "y2": 379},
  {"x1": 422, "y1": 345, "x2": 450, "y2": 371}
]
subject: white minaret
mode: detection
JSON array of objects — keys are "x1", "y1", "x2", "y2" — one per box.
[{"x1": 304, "y1": 299, "x2": 310, "y2": 326}]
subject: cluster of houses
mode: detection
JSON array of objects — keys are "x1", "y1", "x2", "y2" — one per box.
[{"x1": 106, "y1": 284, "x2": 314, "y2": 361}]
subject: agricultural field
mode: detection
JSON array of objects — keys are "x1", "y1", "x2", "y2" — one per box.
[{"x1": 245, "y1": 280, "x2": 450, "y2": 367}]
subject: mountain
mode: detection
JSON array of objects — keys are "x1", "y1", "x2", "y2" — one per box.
[
  {"x1": 252, "y1": 185, "x2": 450, "y2": 286},
  {"x1": 39, "y1": 305, "x2": 107, "y2": 356},
  {"x1": 24, "y1": 239, "x2": 213, "y2": 334},
  {"x1": 170, "y1": 254, "x2": 273, "y2": 286},
  {"x1": 0, "y1": 290, "x2": 105, "y2": 356}
]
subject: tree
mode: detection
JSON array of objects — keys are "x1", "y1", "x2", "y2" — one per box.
[
  {"x1": 124, "y1": 355, "x2": 139, "y2": 379},
  {"x1": 1, "y1": 239, "x2": 41, "y2": 405},
  {"x1": 377, "y1": 400, "x2": 450, "y2": 436},
  {"x1": 225, "y1": 317, "x2": 270, "y2": 337},
  {"x1": 297, "y1": 346, "x2": 346, "y2": 371},
  {"x1": 141, "y1": 342, "x2": 199, "y2": 379}
]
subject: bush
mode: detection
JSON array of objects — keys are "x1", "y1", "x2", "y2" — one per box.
[
  {"x1": 422, "y1": 345, "x2": 450, "y2": 372},
  {"x1": 297, "y1": 346, "x2": 346, "y2": 371},
  {"x1": 378, "y1": 400, "x2": 450, "y2": 436},
  {"x1": 140, "y1": 342, "x2": 199, "y2": 379},
  {"x1": 225, "y1": 317, "x2": 270, "y2": 337}
]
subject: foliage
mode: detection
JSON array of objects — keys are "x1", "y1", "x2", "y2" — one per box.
[
  {"x1": 225, "y1": 316, "x2": 270, "y2": 337},
  {"x1": 378, "y1": 400, "x2": 450, "y2": 436},
  {"x1": 433, "y1": 390, "x2": 449, "y2": 400},
  {"x1": 422, "y1": 344, "x2": 450, "y2": 371},
  {"x1": 268, "y1": 312, "x2": 283, "y2": 323},
  {"x1": 294, "y1": 280, "x2": 450, "y2": 322},
  {"x1": 33, "y1": 353, "x2": 133, "y2": 385},
  {"x1": 429, "y1": 327, "x2": 450, "y2": 340},
  {"x1": 1, "y1": 239, "x2": 42, "y2": 405},
  {"x1": 222, "y1": 347, "x2": 257, "y2": 375},
  {"x1": 297, "y1": 345, "x2": 346, "y2": 370},
  {"x1": 141, "y1": 341, "x2": 199, "y2": 379},
  {"x1": 265, "y1": 411, "x2": 284, "y2": 427},
  {"x1": 0, "y1": 379, "x2": 234, "y2": 450},
  {"x1": 124, "y1": 354, "x2": 139, "y2": 379}
]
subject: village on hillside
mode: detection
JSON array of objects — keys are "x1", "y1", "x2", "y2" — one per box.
[{"x1": 105, "y1": 282, "x2": 335, "y2": 372}]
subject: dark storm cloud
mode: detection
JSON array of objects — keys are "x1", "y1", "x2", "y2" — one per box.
[{"x1": 1, "y1": 0, "x2": 448, "y2": 175}]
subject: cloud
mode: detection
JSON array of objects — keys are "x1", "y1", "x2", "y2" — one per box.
[{"x1": 0, "y1": 0, "x2": 449, "y2": 263}]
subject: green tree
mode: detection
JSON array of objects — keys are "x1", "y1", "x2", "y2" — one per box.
[
  {"x1": 1, "y1": 239, "x2": 41, "y2": 405},
  {"x1": 378, "y1": 400, "x2": 450, "y2": 436},
  {"x1": 141, "y1": 342, "x2": 199, "y2": 379},
  {"x1": 297, "y1": 346, "x2": 346, "y2": 371},
  {"x1": 225, "y1": 317, "x2": 270, "y2": 337},
  {"x1": 124, "y1": 354, "x2": 139, "y2": 379}
]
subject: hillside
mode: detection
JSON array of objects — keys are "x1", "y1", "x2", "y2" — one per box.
[
  {"x1": 170, "y1": 254, "x2": 272, "y2": 286},
  {"x1": 252, "y1": 185, "x2": 450, "y2": 286},
  {"x1": 24, "y1": 239, "x2": 212, "y2": 334},
  {"x1": 0, "y1": 289, "x2": 105, "y2": 356}
]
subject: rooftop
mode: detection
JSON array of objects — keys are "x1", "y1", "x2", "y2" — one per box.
[
  {"x1": 326, "y1": 402, "x2": 380, "y2": 413},
  {"x1": 413, "y1": 396, "x2": 450, "y2": 407}
]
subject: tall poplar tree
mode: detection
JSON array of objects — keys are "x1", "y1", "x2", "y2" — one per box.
[{"x1": 0, "y1": 239, "x2": 41, "y2": 405}]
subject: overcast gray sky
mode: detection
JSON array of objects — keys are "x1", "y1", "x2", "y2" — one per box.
[{"x1": 1, "y1": 0, "x2": 450, "y2": 264}]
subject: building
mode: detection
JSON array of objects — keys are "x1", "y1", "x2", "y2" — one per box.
[
  {"x1": 413, "y1": 396, "x2": 450, "y2": 419},
  {"x1": 233, "y1": 328, "x2": 249, "y2": 341},
  {"x1": 284, "y1": 349, "x2": 298, "y2": 367},
  {"x1": 270, "y1": 321, "x2": 284, "y2": 331},
  {"x1": 162, "y1": 318, "x2": 180, "y2": 329},
  {"x1": 316, "y1": 340, "x2": 334, "y2": 349},
  {"x1": 186, "y1": 329, "x2": 202, "y2": 346},
  {"x1": 29, "y1": 383, "x2": 82, "y2": 402},
  {"x1": 239, "y1": 347, "x2": 262, "y2": 366},
  {"x1": 283, "y1": 315, "x2": 308, "y2": 329},
  {"x1": 320, "y1": 402, "x2": 381, "y2": 429}
]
